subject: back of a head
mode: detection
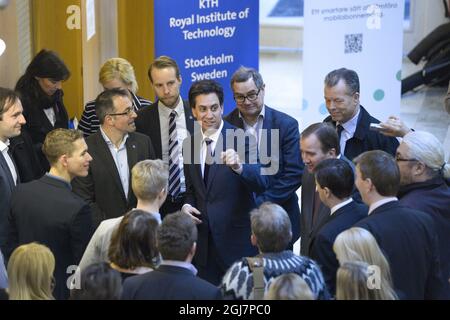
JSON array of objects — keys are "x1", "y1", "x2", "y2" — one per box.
[
  {"x1": 301, "y1": 122, "x2": 340, "y2": 156},
  {"x1": 315, "y1": 158, "x2": 354, "y2": 199},
  {"x1": 402, "y1": 131, "x2": 450, "y2": 179},
  {"x1": 250, "y1": 202, "x2": 292, "y2": 253},
  {"x1": 70, "y1": 262, "x2": 122, "y2": 300},
  {"x1": 42, "y1": 128, "x2": 84, "y2": 166},
  {"x1": 7, "y1": 243, "x2": 55, "y2": 300},
  {"x1": 265, "y1": 273, "x2": 314, "y2": 300},
  {"x1": 354, "y1": 150, "x2": 400, "y2": 196},
  {"x1": 108, "y1": 209, "x2": 160, "y2": 270},
  {"x1": 157, "y1": 212, "x2": 197, "y2": 261},
  {"x1": 132, "y1": 159, "x2": 168, "y2": 202},
  {"x1": 336, "y1": 261, "x2": 396, "y2": 300}
]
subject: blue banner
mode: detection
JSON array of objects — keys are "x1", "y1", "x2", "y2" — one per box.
[{"x1": 154, "y1": 0, "x2": 259, "y2": 115}]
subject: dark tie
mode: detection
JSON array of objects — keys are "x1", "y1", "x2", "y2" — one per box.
[
  {"x1": 7, "y1": 147, "x2": 19, "y2": 184},
  {"x1": 312, "y1": 191, "x2": 322, "y2": 225},
  {"x1": 168, "y1": 111, "x2": 181, "y2": 197},
  {"x1": 336, "y1": 124, "x2": 344, "y2": 140},
  {"x1": 203, "y1": 138, "x2": 213, "y2": 185}
]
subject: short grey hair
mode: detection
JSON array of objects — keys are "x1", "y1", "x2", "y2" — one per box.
[
  {"x1": 324, "y1": 68, "x2": 360, "y2": 96},
  {"x1": 403, "y1": 131, "x2": 450, "y2": 179},
  {"x1": 131, "y1": 160, "x2": 168, "y2": 201},
  {"x1": 250, "y1": 202, "x2": 292, "y2": 252},
  {"x1": 230, "y1": 66, "x2": 265, "y2": 90}
]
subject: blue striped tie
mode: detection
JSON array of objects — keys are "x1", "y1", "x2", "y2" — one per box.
[{"x1": 168, "y1": 111, "x2": 181, "y2": 197}]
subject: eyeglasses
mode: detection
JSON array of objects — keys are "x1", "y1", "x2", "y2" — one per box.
[
  {"x1": 107, "y1": 107, "x2": 135, "y2": 117},
  {"x1": 234, "y1": 89, "x2": 261, "y2": 104}
]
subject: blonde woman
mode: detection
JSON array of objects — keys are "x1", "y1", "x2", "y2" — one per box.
[
  {"x1": 7, "y1": 243, "x2": 55, "y2": 300},
  {"x1": 78, "y1": 57, "x2": 151, "y2": 136},
  {"x1": 336, "y1": 261, "x2": 396, "y2": 300},
  {"x1": 265, "y1": 273, "x2": 314, "y2": 300},
  {"x1": 333, "y1": 227, "x2": 397, "y2": 300}
]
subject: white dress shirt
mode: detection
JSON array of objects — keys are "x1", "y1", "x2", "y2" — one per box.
[
  {"x1": 200, "y1": 121, "x2": 223, "y2": 176},
  {"x1": 0, "y1": 139, "x2": 18, "y2": 185},
  {"x1": 158, "y1": 98, "x2": 188, "y2": 193},
  {"x1": 239, "y1": 105, "x2": 265, "y2": 147},
  {"x1": 338, "y1": 107, "x2": 360, "y2": 155},
  {"x1": 100, "y1": 128, "x2": 130, "y2": 198},
  {"x1": 330, "y1": 198, "x2": 353, "y2": 216}
]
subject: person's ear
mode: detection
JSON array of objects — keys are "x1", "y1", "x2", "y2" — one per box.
[{"x1": 250, "y1": 234, "x2": 257, "y2": 246}]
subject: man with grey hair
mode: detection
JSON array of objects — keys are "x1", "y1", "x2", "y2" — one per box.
[
  {"x1": 225, "y1": 66, "x2": 304, "y2": 246},
  {"x1": 323, "y1": 67, "x2": 399, "y2": 160},
  {"x1": 221, "y1": 202, "x2": 329, "y2": 300},
  {"x1": 77, "y1": 159, "x2": 168, "y2": 273},
  {"x1": 395, "y1": 131, "x2": 450, "y2": 290}
]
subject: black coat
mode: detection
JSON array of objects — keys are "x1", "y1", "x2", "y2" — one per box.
[
  {"x1": 324, "y1": 105, "x2": 399, "y2": 160},
  {"x1": 355, "y1": 201, "x2": 448, "y2": 299},
  {"x1": 9, "y1": 175, "x2": 93, "y2": 300}
]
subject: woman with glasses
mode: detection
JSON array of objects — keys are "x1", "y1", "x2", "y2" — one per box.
[{"x1": 78, "y1": 58, "x2": 151, "y2": 137}]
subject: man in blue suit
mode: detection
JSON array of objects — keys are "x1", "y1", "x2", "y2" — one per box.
[
  {"x1": 181, "y1": 80, "x2": 268, "y2": 285},
  {"x1": 354, "y1": 150, "x2": 448, "y2": 299},
  {"x1": 225, "y1": 67, "x2": 303, "y2": 245}
]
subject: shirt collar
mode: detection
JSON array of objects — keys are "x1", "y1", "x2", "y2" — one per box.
[
  {"x1": 160, "y1": 260, "x2": 198, "y2": 275},
  {"x1": 99, "y1": 127, "x2": 129, "y2": 149},
  {"x1": 338, "y1": 107, "x2": 360, "y2": 136},
  {"x1": 368, "y1": 197, "x2": 398, "y2": 215},
  {"x1": 238, "y1": 105, "x2": 265, "y2": 124},
  {"x1": 0, "y1": 139, "x2": 9, "y2": 153},
  {"x1": 330, "y1": 198, "x2": 353, "y2": 216},
  {"x1": 201, "y1": 120, "x2": 223, "y2": 144},
  {"x1": 158, "y1": 97, "x2": 183, "y2": 117},
  {"x1": 45, "y1": 173, "x2": 72, "y2": 190}
]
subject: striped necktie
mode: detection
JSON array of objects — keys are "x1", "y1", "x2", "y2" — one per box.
[{"x1": 168, "y1": 111, "x2": 181, "y2": 197}]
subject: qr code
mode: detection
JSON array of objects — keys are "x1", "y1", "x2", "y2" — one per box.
[{"x1": 345, "y1": 33, "x2": 363, "y2": 54}]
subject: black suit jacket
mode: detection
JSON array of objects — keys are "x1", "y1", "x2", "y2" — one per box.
[
  {"x1": 135, "y1": 100, "x2": 194, "y2": 159},
  {"x1": 355, "y1": 201, "x2": 448, "y2": 299},
  {"x1": 0, "y1": 152, "x2": 16, "y2": 254},
  {"x1": 72, "y1": 131, "x2": 155, "y2": 226},
  {"x1": 121, "y1": 265, "x2": 222, "y2": 300},
  {"x1": 183, "y1": 121, "x2": 268, "y2": 270},
  {"x1": 310, "y1": 200, "x2": 368, "y2": 295},
  {"x1": 8, "y1": 175, "x2": 93, "y2": 300},
  {"x1": 225, "y1": 106, "x2": 304, "y2": 243},
  {"x1": 324, "y1": 105, "x2": 399, "y2": 160}
]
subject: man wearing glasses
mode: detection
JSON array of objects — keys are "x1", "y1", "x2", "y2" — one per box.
[
  {"x1": 73, "y1": 88, "x2": 156, "y2": 227},
  {"x1": 225, "y1": 67, "x2": 304, "y2": 247}
]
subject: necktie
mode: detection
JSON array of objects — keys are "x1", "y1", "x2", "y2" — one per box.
[
  {"x1": 203, "y1": 138, "x2": 213, "y2": 185},
  {"x1": 312, "y1": 191, "x2": 322, "y2": 225},
  {"x1": 336, "y1": 124, "x2": 344, "y2": 140},
  {"x1": 168, "y1": 111, "x2": 181, "y2": 197}
]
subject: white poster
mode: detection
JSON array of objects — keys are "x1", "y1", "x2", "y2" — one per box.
[
  {"x1": 302, "y1": 0, "x2": 404, "y2": 129},
  {"x1": 86, "y1": 0, "x2": 96, "y2": 41}
]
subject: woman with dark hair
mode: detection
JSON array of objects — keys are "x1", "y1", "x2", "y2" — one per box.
[
  {"x1": 15, "y1": 49, "x2": 70, "y2": 171},
  {"x1": 108, "y1": 209, "x2": 160, "y2": 282},
  {"x1": 70, "y1": 262, "x2": 122, "y2": 300}
]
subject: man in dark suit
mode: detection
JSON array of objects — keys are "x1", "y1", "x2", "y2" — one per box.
[
  {"x1": 310, "y1": 158, "x2": 367, "y2": 295},
  {"x1": 121, "y1": 212, "x2": 221, "y2": 300},
  {"x1": 299, "y1": 122, "x2": 354, "y2": 257},
  {"x1": 135, "y1": 56, "x2": 194, "y2": 216},
  {"x1": 354, "y1": 150, "x2": 448, "y2": 299},
  {"x1": 0, "y1": 88, "x2": 26, "y2": 255},
  {"x1": 9, "y1": 129, "x2": 93, "y2": 300},
  {"x1": 181, "y1": 80, "x2": 267, "y2": 285},
  {"x1": 72, "y1": 89, "x2": 155, "y2": 227},
  {"x1": 323, "y1": 68, "x2": 399, "y2": 160},
  {"x1": 225, "y1": 67, "x2": 303, "y2": 245}
]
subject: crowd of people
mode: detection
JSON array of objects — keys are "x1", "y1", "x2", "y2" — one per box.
[{"x1": 0, "y1": 49, "x2": 449, "y2": 300}]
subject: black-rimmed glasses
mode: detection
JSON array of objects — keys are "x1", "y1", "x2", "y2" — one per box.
[
  {"x1": 107, "y1": 107, "x2": 135, "y2": 117},
  {"x1": 233, "y1": 89, "x2": 261, "y2": 104}
]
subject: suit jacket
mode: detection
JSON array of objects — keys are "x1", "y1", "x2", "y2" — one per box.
[
  {"x1": 0, "y1": 152, "x2": 16, "y2": 254},
  {"x1": 310, "y1": 200, "x2": 368, "y2": 295},
  {"x1": 300, "y1": 155, "x2": 355, "y2": 257},
  {"x1": 121, "y1": 264, "x2": 222, "y2": 300},
  {"x1": 72, "y1": 131, "x2": 155, "y2": 226},
  {"x1": 183, "y1": 121, "x2": 268, "y2": 269},
  {"x1": 355, "y1": 201, "x2": 448, "y2": 299},
  {"x1": 135, "y1": 100, "x2": 194, "y2": 160},
  {"x1": 324, "y1": 105, "x2": 399, "y2": 160},
  {"x1": 225, "y1": 106, "x2": 304, "y2": 243},
  {"x1": 8, "y1": 175, "x2": 93, "y2": 300}
]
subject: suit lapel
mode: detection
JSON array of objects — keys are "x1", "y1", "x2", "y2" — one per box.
[
  {"x1": 148, "y1": 106, "x2": 163, "y2": 159},
  {"x1": 94, "y1": 133, "x2": 127, "y2": 201},
  {"x1": 183, "y1": 101, "x2": 195, "y2": 135},
  {"x1": 0, "y1": 152, "x2": 15, "y2": 191},
  {"x1": 126, "y1": 135, "x2": 138, "y2": 199}
]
